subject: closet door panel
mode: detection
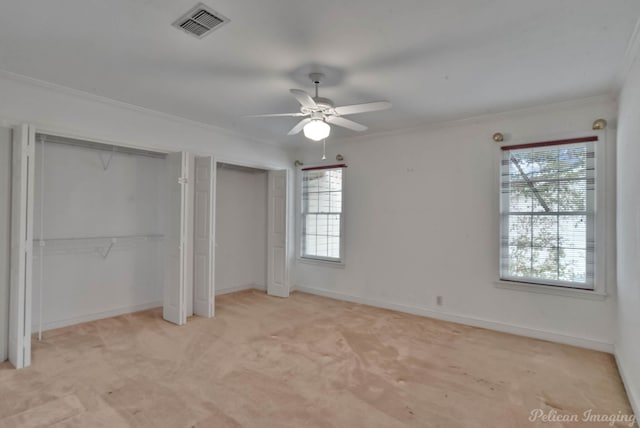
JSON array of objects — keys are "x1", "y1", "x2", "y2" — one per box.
[
  {"x1": 163, "y1": 152, "x2": 187, "y2": 325},
  {"x1": 193, "y1": 156, "x2": 214, "y2": 318},
  {"x1": 9, "y1": 124, "x2": 35, "y2": 368},
  {"x1": 267, "y1": 169, "x2": 289, "y2": 298},
  {"x1": 0, "y1": 126, "x2": 11, "y2": 363}
]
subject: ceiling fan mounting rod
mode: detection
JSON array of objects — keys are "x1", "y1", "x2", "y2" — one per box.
[{"x1": 309, "y1": 72, "x2": 324, "y2": 98}]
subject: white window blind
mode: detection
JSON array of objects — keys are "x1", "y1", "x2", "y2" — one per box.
[
  {"x1": 500, "y1": 137, "x2": 596, "y2": 289},
  {"x1": 301, "y1": 165, "x2": 344, "y2": 262}
]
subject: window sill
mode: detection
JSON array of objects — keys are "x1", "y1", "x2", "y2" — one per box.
[
  {"x1": 297, "y1": 257, "x2": 345, "y2": 269},
  {"x1": 494, "y1": 280, "x2": 607, "y2": 301}
]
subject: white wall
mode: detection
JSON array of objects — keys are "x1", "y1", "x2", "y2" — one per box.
[
  {"x1": 0, "y1": 126, "x2": 11, "y2": 361},
  {"x1": 30, "y1": 142, "x2": 165, "y2": 331},
  {"x1": 293, "y1": 95, "x2": 618, "y2": 352},
  {"x1": 215, "y1": 165, "x2": 267, "y2": 294},
  {"x1": 615, "y1": 47, "x2": 640, "y2": 414}
]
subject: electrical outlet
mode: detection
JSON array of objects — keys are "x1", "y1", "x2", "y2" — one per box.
[{"x1": 436, "y1": 296, "x2": 443, "y2": 306}]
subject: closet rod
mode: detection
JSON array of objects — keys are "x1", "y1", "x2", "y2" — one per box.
[{"x1": 35, "y1": 234, "x2": 164, "y2": 242}]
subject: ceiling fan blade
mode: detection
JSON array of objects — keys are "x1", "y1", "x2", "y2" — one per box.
[
  {"x1": 334, "y1": 101, "x2": 391, "y2": 116},
  {"x1": 326, "y1": 116, "x2": 368, "y2": 132},
  {"x1": 290, "y1": 89, "x2": 318, "y2": 109},
  {"x1": 287, "y1": 118, "x2": 312, "y2": 135},
  {"x1": 245, "y1": 112, "x2": 305, "y2": 118}
]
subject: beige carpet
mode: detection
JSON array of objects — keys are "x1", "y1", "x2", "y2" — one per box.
[{"x1": 0, "y1": 290, "x2": 634, "y2": 427}]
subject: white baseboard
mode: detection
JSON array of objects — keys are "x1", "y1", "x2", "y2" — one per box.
[
  {"x1": 32, "y1": 301, "x2": 162, "y2": 333},
  {"x1": 215, "y1": 283, "x2": 265, "y2": 296},
  {"x1": 33, "y1": 285, "x2": 271, "y2": 333},
  {"x1": 295, "y1": 285, "x2": 614, "y2": 353},
  {"x1": 615, "y1": 346, "x2": 639, "y2": 418}
]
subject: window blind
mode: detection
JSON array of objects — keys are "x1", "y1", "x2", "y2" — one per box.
[
  {"x1": 500, "y1": 137, "x2": 596, "y2": 289},
  {"x1": 301, "y1": 166, "x2": 344, "y2": 261}
]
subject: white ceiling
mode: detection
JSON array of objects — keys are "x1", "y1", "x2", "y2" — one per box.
[{"x1": 0, "y1": 0, "x2": 638, "y2": 145}]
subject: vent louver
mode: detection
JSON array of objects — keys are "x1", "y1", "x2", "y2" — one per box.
[{"x1": 173, "y1": 3, "x2": 229, "y2": 39}]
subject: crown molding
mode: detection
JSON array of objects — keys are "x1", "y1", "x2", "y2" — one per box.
[
  {"x1": 326, "y1": 93, "x2": 615, "y2": 145},
  {"x1": 0, "y1": 68, "x2": 284, "y2": 148},
  {"x1": 0, "y1": 65, "x2": 621, "y2": 150}
]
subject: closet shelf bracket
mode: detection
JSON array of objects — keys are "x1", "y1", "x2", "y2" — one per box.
[
  {"x1": 99, "y1": 238, "x2": 117, "y2": 259},
  {"x1": 99, "y1": 147, "x2": 115, "y2": 171}
]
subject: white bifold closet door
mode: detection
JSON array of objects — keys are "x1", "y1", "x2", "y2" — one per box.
[
  {"x1": 193, "y1": 156, "x2": 215, "y2": 318},
  {"x1": 163, "y1": 152, "x2": 191, "y2": 325},
  {"x1": 267, "y1": 170, "x2": 289, "y2": 298},
  {"x1": 9, "y1": 124, "x2": 35, "y2": 369},
  {"x1": 163, "y1": 153, "x2": 215, "y2": 324}
]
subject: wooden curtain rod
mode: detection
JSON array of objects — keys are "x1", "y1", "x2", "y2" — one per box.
[
  {"x1": 501, "y1": 136, "x2": 597, "y2": 151},
  {"x1": 301, "y1": 163, "x2": 347, "y2": 171}
]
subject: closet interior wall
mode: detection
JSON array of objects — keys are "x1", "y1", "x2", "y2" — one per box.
[
  {"x1": 215, "y1": 163, "x2": 268, "y2": 294},
  {"x1": 32, "y1": 134, "x2": 166, "y2": 332}
]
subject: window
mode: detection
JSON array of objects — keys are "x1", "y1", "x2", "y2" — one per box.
[
  {"x1": 500, "y1": 137, "x2": 596, "y2": 290},
  {"x1": 301, "y1": 165, "x2": 344, "y2": 262}
]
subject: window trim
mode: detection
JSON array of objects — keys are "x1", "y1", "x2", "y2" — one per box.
[
  {"x1": 495, "y1": 130, "x2": 609, "y2": 297},
  {"x1": 494, "y1": 280, "x2": 607, "y2": 300},
  {"x1": 297, "y1": 164, "x2": 346, "y2": 265}
]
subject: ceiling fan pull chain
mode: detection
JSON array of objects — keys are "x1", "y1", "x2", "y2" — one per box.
[{"x1": 322, "y1": 139, "x2": 327, "y2": 160}]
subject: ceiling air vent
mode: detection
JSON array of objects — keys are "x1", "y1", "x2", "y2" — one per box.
[{"x1": 173, "y1": 3, "x2": 229, "y2": 39}]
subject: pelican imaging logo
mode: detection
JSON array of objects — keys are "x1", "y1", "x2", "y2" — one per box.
[{"x1": 528, "y1": 409, "x2": 636, "y2": 426}]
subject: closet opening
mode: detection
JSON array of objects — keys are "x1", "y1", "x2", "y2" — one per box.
[
  {"x1": 32, "y1": 133, "x2": 167, "y2": 339},
  {"x1": 214, "y1": 162, "x2": 268, "y2": 299}
]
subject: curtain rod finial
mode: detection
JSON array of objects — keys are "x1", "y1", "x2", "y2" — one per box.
[
  {"x1": 592, "y1": 119, "x2": 607, "y2": 130},
  {"x1": 493, "y1": 132, "x2": 504, "y2": 142}
]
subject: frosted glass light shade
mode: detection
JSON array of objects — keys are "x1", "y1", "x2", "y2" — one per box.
[{"x1": 303, "y1": 120, "x2": 330, "y2": 141}]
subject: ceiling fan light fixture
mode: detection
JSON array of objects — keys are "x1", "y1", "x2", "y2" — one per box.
[{"x1": 303, "y1": 119, "x2": 330, "y2": 141}]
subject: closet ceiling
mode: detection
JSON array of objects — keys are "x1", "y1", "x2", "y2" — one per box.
[{"x1": 0, "y1": 0, "x2": 638, "y2": 145}]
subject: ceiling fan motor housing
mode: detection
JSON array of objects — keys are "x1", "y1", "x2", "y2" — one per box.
[{"x1": 312, "y1": 97, "x2": 334, "y2": 110}]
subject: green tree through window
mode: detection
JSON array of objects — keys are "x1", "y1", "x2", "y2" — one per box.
[{"x1": 500, "y1": 139, "x2": 595, "y2": 289}]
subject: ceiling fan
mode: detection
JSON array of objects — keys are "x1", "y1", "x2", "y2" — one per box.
[{"x1": 247, "y1": 73, "x2": 391, "y2": 141}]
